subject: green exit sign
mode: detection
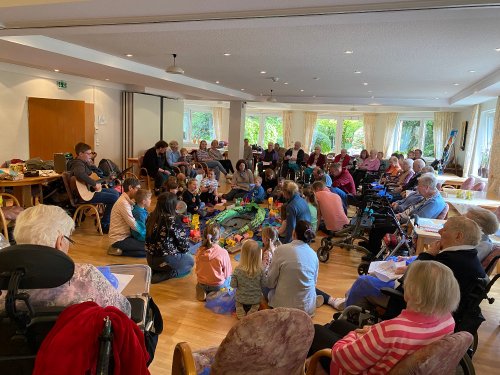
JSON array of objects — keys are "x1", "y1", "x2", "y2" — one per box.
[{"x1": 56, "y1": 80, "x2": 67, "y2": 89}]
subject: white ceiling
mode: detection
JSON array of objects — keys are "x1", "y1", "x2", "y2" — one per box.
[{"x1": 0, "y1": 0, "x2": 499, "y2": 108}]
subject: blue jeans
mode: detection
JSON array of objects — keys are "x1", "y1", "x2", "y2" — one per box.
[
  {"x1": 204, "y1": 160, "x2": 227, "y2": 180},
  {"x1": 112, "y1": 237, "x2": 145, "y2": 257},
  {"x1": 150, "y1": 253, "x2": 194, "y2": 276},
  {"x1": 198, "y1": 276, "x2": 232, "y2": 293},
  {"x1": 329, "y1": 187, "x2": 348, "y2": 214},
  {"x1": 89, "y1": 188, "x2": 120, "y2": 227}
]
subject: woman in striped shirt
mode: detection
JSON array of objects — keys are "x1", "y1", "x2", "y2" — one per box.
[{"x1": 309, "y1": 260, "x2": 459, "y2": 374}]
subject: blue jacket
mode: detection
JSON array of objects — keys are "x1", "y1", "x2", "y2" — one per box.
[
  {"x1": 410, "y1": 191, "x2": 446, "y2": 219},
  {"x1": 131, "y1": 205, "x2": 148, "y2": 241},
  {"x1": 247, "y1": 185, "x2": 266, "y2": 203},
  {"x1": 284, "y1": 193, "x2": 311, "y2": 244}
]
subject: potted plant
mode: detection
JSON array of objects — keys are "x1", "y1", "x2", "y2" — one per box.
[{"x1": 478, "y1": 148, "x2": 490, "y2": 178}]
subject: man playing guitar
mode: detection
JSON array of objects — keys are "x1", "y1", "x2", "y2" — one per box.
[{"x1": 67, "y1": 142, "x2": 120, "y2": 233}]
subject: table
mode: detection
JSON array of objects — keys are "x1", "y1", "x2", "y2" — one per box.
[
  {"x1": 0, "y1": 170, "x2": 61, "y2": 208},
  {"x1": 435, "y1": 173, "x2": 467, "y2": 188},
  {"x1": 126, "y1": 157, "x2": 140, "y2": 175},
  {"x1": 441, "y1": 190, "x2": 500, "y2": 214},
  {"x1": 408, "y1": 218, "x2": 446, "y2": 254}
]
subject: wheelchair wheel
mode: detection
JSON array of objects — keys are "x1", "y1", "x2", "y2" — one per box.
[
  {"x1": 457, "y1": 353, "x2": 475, "y2": 375},
  {"x1": 317, "y1": 247, "x2": 330, "y2": 263},
  {"x1": 320, "y1": 237, "x2": 331, "y2": 249},
  {"x1": 357, "y1": 261, "x2": 369, "y2": 275}
]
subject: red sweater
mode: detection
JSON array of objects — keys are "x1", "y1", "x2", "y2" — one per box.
[
  {"x1": 331, "y1": 169, "x2": 356, "y2": 195},
  {"x1": 33, "y1": 301, "x2": 150, "y2": 375},
  {"x1": 330, "y1": 309, "x2": 455, "y2": 374},
  {"x1": 333, "y1": 154, "x2": 351, "y2": 168}
]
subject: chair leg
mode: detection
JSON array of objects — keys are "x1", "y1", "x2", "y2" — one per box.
[{"x1": 73, "y1": 205, "x2": 103, "y2": 235}]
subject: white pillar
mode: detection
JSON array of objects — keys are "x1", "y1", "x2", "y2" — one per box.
[{"x1": 228, "y1": 101, "x2": 246, "y2": 163}]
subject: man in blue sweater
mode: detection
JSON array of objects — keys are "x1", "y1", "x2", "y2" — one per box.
[{"x1": 283, "y1": 180, "x2": 311, "y2": 243}]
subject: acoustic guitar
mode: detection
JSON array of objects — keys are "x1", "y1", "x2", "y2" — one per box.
[{"x1": 75, "y1": 173, "x2": 102, "y2": 201}]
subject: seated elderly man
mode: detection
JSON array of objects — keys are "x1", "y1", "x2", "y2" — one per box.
[
  {"x1": 465, "y1": 206, "x2": 499, "y2": 262},
  {"x1": 0, "y1": 205, "x2": 131, "y2": 316},
  {"x1": 281, "y1": 141, "x2": 305, "y2": 180},
  {"x1": 329, "y1": 216, "x2": 486, "y2": 319},
  {"x1": 362, "y1": 173, "x2": 445, "y2": 257}
]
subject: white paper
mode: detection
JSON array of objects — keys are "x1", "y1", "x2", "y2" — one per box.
[
  {"x1": 417, "y1": 218, "x2": 444, "y2": 232},
  {"x1": 368, "y1": 260, "x2": 406, "y2": 282},
  {"x1": 112, "y1": 273, "x2": 134, "y2": 293}
]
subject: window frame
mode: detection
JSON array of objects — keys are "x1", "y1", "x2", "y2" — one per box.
[
  {"x1": 472, "y1": 109, "x2": 495, "y2": 177},
  {"x1": 183, "y1": 107, "x2": 215, "y2": 143},
  {"x1": 245, "y1": 112, "x2": 283, "y2": 146},
  {"x1": 392, "y1": 116, "x2": 435, "y2": 158},
  {"x1": 312, "y1": 114, "x2": 364, "y2": 154}
]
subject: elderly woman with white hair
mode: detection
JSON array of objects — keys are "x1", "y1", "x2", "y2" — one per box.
[
  {"x1": 0, "y1": 205, "x2": 131, "y2": 316},
  {"x1": 396, "y1": 158, "x2": 415, "y2": 187},
  {"x1": 465, "y1": 206, "x2": 500, "y2": 262},
  {"x1": 309, "y1": 260, "x2": 460, "y2": 373}
]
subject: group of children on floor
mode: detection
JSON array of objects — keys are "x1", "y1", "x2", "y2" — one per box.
[{"x1": 195, "y1": 224, "x2": 281, "y2": 319}]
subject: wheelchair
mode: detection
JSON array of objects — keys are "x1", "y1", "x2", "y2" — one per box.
[
  {"x1": 0, "y1": 244, "x2": 158, "y2": 374},
  {"x1": 316, "y1": 184, "x2": 394, "y2": 263}
]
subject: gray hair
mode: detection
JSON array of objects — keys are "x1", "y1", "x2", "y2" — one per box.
[
  {"x1": 283, "y1": 180, "x2": 299, "y2": 197},
  {"x1": 13, "y1": 205, "x2": 75, "y2": 247},
  {"x1": 403, "y1": 158, "x2": 414, "y2": 169},
  {"x1": 413, "y1": 159, "x2": 425, "y2": 170},
  {"x1": 421, "y1": 166, "x2": 434, "y2": 173},
  {"x1": 466, "y1": 207, "x2": 499, "y2": 235},
  {"x1": 404, "y1": 260, "x2": 460, "y2": 316},
  {"x1": 417, "y1": 173, "x2": 438, "y2": 190},
  {"x1": 445, "y1": 216, "x2": 482, "y2": 246}
]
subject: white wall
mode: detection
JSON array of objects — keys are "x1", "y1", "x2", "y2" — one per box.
[
  {"x1": 163, "y1": 98, "x2": 184, "y2": 146},
  {"x1": 133, "y1": 93, "x2": 162, "y2": 156},
  {"x1": 0, "y1": 62, "x2": 123, "y2": 165}
]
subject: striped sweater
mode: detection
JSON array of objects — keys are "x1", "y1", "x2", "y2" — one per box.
[{"x1": 330, "y1": 309, "x2": 455, "y2": 374}]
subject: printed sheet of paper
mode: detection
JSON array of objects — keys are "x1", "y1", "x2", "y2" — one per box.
[
  {"x1": 368, "y1": 260, "x2": 406, "y2": 282},
  {"x1": 112, "y1": 273, "x2": 134, "y2": 294}
]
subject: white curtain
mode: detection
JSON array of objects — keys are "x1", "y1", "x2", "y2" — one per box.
[
  {"x1": 382, "y1": 113, "x2": 398, "y2": 157},
  {"x1": 304, "y1": 111, "x2": 318, "y2": 152},
  {"x1": 363, "y1": 113, "x2": 377, "y2": 151},
  {"x1": 462, "y1": 105, "x2": 480, "y2": 177},
  {"x1": 282, "y1": 110, "x2": 292, "y2": 148},
  {"x1": 212, "y1": 107, "x2": 223, "y2": 140},
  {"x1": 433, "y1": 112, "x2": 455, "y2": 159},
  {"x1": 487, "y1": 97, "x2": 500, "y2": 198}
]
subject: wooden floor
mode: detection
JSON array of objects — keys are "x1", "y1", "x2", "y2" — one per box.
[{"x1": 68, "y1": 186, "x2": 500, "y2": 375}]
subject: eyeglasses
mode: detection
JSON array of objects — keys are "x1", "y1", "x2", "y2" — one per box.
[{"x1": 64, "y1": 235, "x2": 76, "y2": 245}]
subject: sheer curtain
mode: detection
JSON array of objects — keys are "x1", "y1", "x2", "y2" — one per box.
[
  {"x1": 304, "y1": 111, "x2": 318, "y2": 152},
  {"x1": 487, "y1": 97, "x2": 500, "y2": 198},
  {"x1": 212, "y1": 107, "x2": 223, "y2": 140},
  {"x1": 363, "y1": 113, "x2": 376, "y2": 151},
  {"x1": 282, "y1": 110, "x2": 292, "y2": 148},
  {"x1": 433, "y1": 112, "x2": 455, "y2": 159},
  {"x1": 382, "y1": 113, "x2": 398, "y2": 157},
  {"x1": 462, "y1": 105, "x2": 479, "y2": 177}
]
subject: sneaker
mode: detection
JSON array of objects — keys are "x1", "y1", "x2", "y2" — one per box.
[
  {"x1": 107, "y1": 246, "x2": 122, "y2": 256},
  {"x1": 316, "y1": 295, "x2": 324, "y2": 308},
  {"x1": 196, "y1": 284, "x2": 207, "y2": 302},
  {"x1": 328, "y1": 297, "x2": 346, "y2": 311}
]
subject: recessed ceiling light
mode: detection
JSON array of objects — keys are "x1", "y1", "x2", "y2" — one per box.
[
  {"x1": 300, "y1": 89, "x2": 304, "y2": 92},
  {"x1": 223, "y1": 53, "x2": 231, "y2": 56},
  {"x1": 371, "y1": 96, "x2": 375, "y2": 99},
  {"x1": 215, "y1": 81, "x2": 220, "y2": 84},
  {"x1": 434, "y1": 97, "x2": 440, "y2": 100},
  {"x1": 344, "y1": 50, "x2": 354, "y2": 54},
  {"x1": 284, "y1": 82, "x2": 289, "y2": 85},
  {"x1": 125, "y1": 53, "x2": 133, "y2": 57},
  {"x1": 367, "y1": 90, "x2": 373, "y2": 93},
  {"x1": 260, "y1": 71, "x2": 267, "y2": 74},
  {"x1": 363, "y1": 82, "x2": 368, "y2": 86},
  {"x1": 240, "y1": 88, "x2": 245, "y2": 91},
  {"x1": 53, "y1": 69, "x2": 59, "y2": 72},
  {"x1": 495, "y1": 48, "x2": 500, "y2": 52},
  {"x1": 313, "y1": 77, "x2": 320, "y2": 80},
  {"x1": 354, "y1": 71, "x2": 362, "y2": 74},
  {"x1": 105, "y1": 78, "x2": 110, "y2": 81},
  {"x1": 468, "y1": 70, "x2": 476, "y2": 73},
  {"x1": 453, "y1": 83, "x2": 460, "y2": 86}
]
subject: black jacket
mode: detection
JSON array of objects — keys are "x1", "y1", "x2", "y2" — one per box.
[
  {"x1": 284, "y1": 148, "x2": 305, "y2": 165},
  {"x1": 142, "y1": 147, "x2": 168, "y2": 178}
]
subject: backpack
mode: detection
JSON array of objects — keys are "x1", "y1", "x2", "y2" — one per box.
[{"x1": 98, "y1": 159, "x2": 121, "y2": 177}]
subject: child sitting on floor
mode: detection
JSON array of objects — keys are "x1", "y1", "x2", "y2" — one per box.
[
  {"x1": 262, "y1": 168, "x2": 278, "y2": 197},
  {"x1": 230, "y1": 239, "x2": 264, "y2": 319},
  {"x1": 195, "y1": 223, "x2": 233, "y2": 301},
  {"x1": 183, "y1": 179, "x2": 204, "y2": 216},
  {"x1": 176, "y1": 172, "x2": 188, "y2": 194},
  {"x1": 302, "y1": 187, "x2": 318, "y2": 233},
  {"x1": 246, "y1": 176, "x2": 266, "y2": 203},
  {"x1": 200, "y1": 169, "x2": 219, "y2": 206},
  {"x1": 271, "y1": 177, "x2": 286, "y2": 203},
  {"x1": 261, "y1": 226, "x2": 281, "y2": 277},
  {"x1": 178, "y1": 148, "x2": 193, "y2": 177},
  {"x1": 277, "y1": 203, "x2": 287, "y2": 239},
  {"x1": 131, "y1": 188, "x2": 152, "y2": 242}
]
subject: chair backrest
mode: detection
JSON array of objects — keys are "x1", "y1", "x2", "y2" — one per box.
[
  {"x1": 472, "y1": 182, "x2": 485, "y2": 191},
  {"x1": 460, "y1": 177, "x2": 475, "y2": 190},
  {"x1": 61, "y1": 172, "x2": 79, "y2": 207},
  {"x1": 388, "y1": 331, "x2": 473, "y2": 375},
  {"x1": 211, "y1": 308, "x2": 314, "y2": 375},
  {"x1": 437, "y1": 203, "x2": 449, "y2": 220}
]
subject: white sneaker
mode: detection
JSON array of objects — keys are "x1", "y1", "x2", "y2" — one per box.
[
  {"x1": 328, "y1": 297, "x2": 346, "y2": 311},
  {"x1": 316, "y1": 295, "x2": 325, "y2": 308},
  {"x1": 107, "y1": 246, "x2": 122, "y2": 256}
]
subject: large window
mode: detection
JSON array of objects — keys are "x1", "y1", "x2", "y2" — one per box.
[
  {"x1": 244, "y1": 113, "x2": 283, "y2": 146},
  {"x1": 311, "y1": 116, "x2": 364, "y2": 154},
  {"x1": 472, "y1": 110, "x2": 495, "y2": 177},
  {"x1": 393, "y1": 118, "x2": 435, "y2": 158},
  {"x1": 183, "y1": 109, "x2": 215, "y2": 143}
]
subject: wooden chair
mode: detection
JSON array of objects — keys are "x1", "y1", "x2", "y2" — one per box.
[
  {"x1": 138, "y1": 155, "x2": 153, "y2": 191},
  {"x1": 61, "y1": 172, "x2": 104, "y2": 235},
  {"x1": 0, "y1": 193, "x2": 23, "y2": 242},
  {"x1": 306, "y1": 331, "x2": 475, "y2": 375},
  {"x1": 461, "y1": 177, "x2": 475, "y2": 190},
  {"x1": 472, "y1": 182, "x2": 486, "y2": 191},
  {"x1": 172, "y1": 308, "x2": 314, "y2": 375}
]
